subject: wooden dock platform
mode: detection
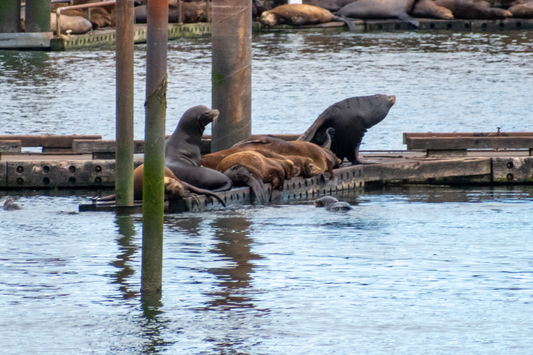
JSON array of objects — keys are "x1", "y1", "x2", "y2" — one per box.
[{"x1": 4, "y1": 18, "x2": 533, "y2": 51}]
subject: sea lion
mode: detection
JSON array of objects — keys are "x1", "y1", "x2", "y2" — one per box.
[
  {"x1": 166, "y1": 105, "x2": 233, "y2": 192},
  {"x1": 3, "y1": 197, "x2": 21, "y2": 211},
  {"x1": 303, "y1": 0, "x2": 358, "y2": 12},
  {"x1": 135, "y1": 2, "x2": 210, "y2": 24},
  {"x1": 50, "y1": 13, "x2": 92, "y2": 34},
  {"x1": 260, "y1": 4, "x2": 357, "y2": 30},
  {"x1": 298, "y1": 94, "x2": 396, "y2": 165},
  {"x1": 411, "y1": 0, "x2": 455, "y2": 19},
  {"x1": 97, "y1": 164, "x2": 226, "y2": 206},
  {"x1": 215, "y1": 151, "x2": 299, "y2": 204},
  {"x1": 335, "y1": 0, "x2": 420, "y2": 27},
  {"x1": 232, "y1": 136, "x2": 341, "y2": 178},
  {"x1": 508, "y1": 1, "x2": 533, "y2": 17},
  {"x1": 202, "y1": 148, "x2": 323, "y2": 178},
  {"x1": 314, "y1": 196, "x2": 352, "y2": 211},
  {"x1": 59, "y1": 7, "x2": 113, "y2": 29},
  {"x1": 434, "y1": 0, "x2": 513, "y2": 19}
]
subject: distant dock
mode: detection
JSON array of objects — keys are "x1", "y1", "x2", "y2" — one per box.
[{"x1": 3, "y1": 18, "x2": 533, "y2": 51}]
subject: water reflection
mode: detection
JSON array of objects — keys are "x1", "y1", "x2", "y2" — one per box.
[
  {"x1": 111, "y1": 214, "x2": 138, "y2": 299},
  {"x1": 205, "y1": 216, "x2": 263, "y2": 311}
]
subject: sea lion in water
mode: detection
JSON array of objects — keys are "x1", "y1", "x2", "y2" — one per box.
[
  {"x1": 411, "y1": 0, "x2": 455, "y2": 19},
  {"x1": 216, "y1": 151, "x2": 300, "y2": 204},
  {"x1": 434, "y1": 0, "x2": 513, "y2": 19},
  {"x1": 260, "y1": 4, "x2": 357, "y2": 30},
  {"x1": 298, "y1": 94, "x2": 396, "y2": 165},
  {"x1": 335, "y1": 0, "x2": 420, "y2": 27},
  {"x1": 166, "y1": 105, "x2": 233, "y2": 192},
  {"x1": 97, "y1": 164, "x2": 226, "y2": 206},
  {"x1": 314, "y1": 196, "x2": 352, "y2": 211},
  {"x1": 3, "y1": 197, "x2": 21, "y2": 211}
]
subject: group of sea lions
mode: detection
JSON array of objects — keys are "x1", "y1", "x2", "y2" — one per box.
[
  {"x1": 105, "y1": 94, "x2": 395, "y2": 206},
  {"x1": 260, "y1": 0, "x2": 533, "y2": 29}
]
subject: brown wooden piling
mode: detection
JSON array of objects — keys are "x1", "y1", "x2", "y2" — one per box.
[
  {"x1": 211, "y1": 0, "x2": 252, "y2": 152},
  {"x1": 115, "y1": 0, "x2": 135, "y2": 207}
]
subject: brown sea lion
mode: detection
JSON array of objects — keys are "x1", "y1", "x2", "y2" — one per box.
[
  {"x1": 50, "y1": 13, "x2": 92, "y2": 34},
  {"x1": 3, "y1": 197, "x2": 21, "y2": 211},
  {"x1": 59, "y1": 7, "x2": 113, "y2": 29},
  {"x1": 97, "y1": 164, "x2": 226, "y2": 206},
  {"x1": 202, "y1": 148, "x2": 322, "y2": 178},
  {"x1": 298, "y1": 94, "x2": 396, "y2": 165},
  {"x1": 434, "y1": 0, "x2": 513, "y2": 18},
  {"x1": 260, "y1": 4, "x2": 356, "y2": 30},
  {"x1": 335, "y1": 0, "x2": 420, "y2": 27},
  {"x1": 215, "y1": 151, "x2": 298, "y2": 204},
  {"x1": 166, "y1": 105, "x2": 233, "y2": 192},
  {"x1": 232, "y1": 136, "x2": 341, "y2": 178},
  {"x1": 411, "y1": 0, "x2": 455, "y2": 19},
  {"x1": 135, "y1": 2, "x2": 210, "y2": 24},
  {"x1": 508, "y1": 1, "x2": 533, "y2": 17}
]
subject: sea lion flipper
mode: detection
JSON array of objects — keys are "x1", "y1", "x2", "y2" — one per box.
[
  {"x1": 180, "y1": 181, "x2": 226, "y2": 207},
  {"x1": 332, "y1": 15, "x2": 356, "y2": 31},
  {"x1": 398, "y1": 13, "x2": 419, "y2": 27}
]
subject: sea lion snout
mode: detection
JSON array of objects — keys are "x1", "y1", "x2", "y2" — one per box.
[{"x1": 388, "y1": 95, "x2": 396, "y2": 105}]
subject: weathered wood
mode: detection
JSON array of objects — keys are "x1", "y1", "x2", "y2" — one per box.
[
  {"x1": 406, "y1": 137, "x2": 533, "y2": 150},
  {"x1": 403, "y1": 132, "x2": 533, "y2": 143},
  {"x1": 0, "y1": 135, "x2": 102, "y2": 149},
  {"x1": 0, "y1": 140, "x2": 21, "y2": 153},
  {"x1": 492, "y1": 157, "x2": 533, "y2": 183}
]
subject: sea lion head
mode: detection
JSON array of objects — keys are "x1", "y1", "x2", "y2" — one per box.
[
  {"x1": 260, "y1": 12, "x2": 277, "y2": 26},
  {"x1": 177, "y1": 105, "x2": 220, "y2": 137},
  {"x1": 360, "y1": 94, "x2": 396, "y2": 128}
]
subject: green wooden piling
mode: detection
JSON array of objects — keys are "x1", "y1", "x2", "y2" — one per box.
[
  {"x1": 141, "y1": 0, "x2": 168, "y2": 296},
  {"x1": 0, "y1": 0, "x2": 21, "y2": 33},
  {"x1": 25, "y1": 0, "x2": 51, "y2": 33},
  {"x1": 211, "y1": 0, "x2": 252, "y2": 152},
  {"x1": 115, "y1": 0, "x2": 135, "y2": 207}
]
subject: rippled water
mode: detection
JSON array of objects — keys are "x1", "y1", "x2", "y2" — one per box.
[
  {"x1": 1, "y1": 30, "x2": 533, "y2": 149},
  {"x1": 1, "y1": 186, "x2": 533, "y2": 354},
  {"x1": 1, "y1": 30, "x2": 533, "y2": 353}
]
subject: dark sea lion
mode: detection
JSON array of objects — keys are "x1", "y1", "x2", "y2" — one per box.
[
  {"x1": 434, "y1": 0, "x2": 513, "y2": 18},
  {"x1": 298, "y1": 94, "x2": 396, "y2": 165},
  {"x1": 508, "y1": 1, "x2": 533, "y2": 17},
  {"x1": 3, "y1": 197, "x2": 21, "y2": 211},
  {"x1": 97, "y1": 164, "x2": 226, "y2": 206},
  {"x1": 314, "y1": 196, "x2": 352, "y2": 211},
  {"x1": 216, "y1": 151, "x2": 299, "y2": 203},
  {"x1": 260, "y1": 4, "x2": 357, "y2": 30},
  {"x1": 314, "y1": 195, "x2": 339, "y2": 207},
  {"x1": 303, "y1": 0, "x2": 358, "y2": 12},
  {"x1": 411, "y1": 0, "x2": 455, "y2": 19},
  {"x1": 232, "y1": 136, "x2": 341, "y2": 178},
  {"x1": 335, "y1": 0, "x2": 420, "y2": 27},
  {"x1": 166, "y1": 105, "x2": 233, "y2": 192},
  {"x1": 136, "y1": 2, "x2": 210, "y2": 24}
]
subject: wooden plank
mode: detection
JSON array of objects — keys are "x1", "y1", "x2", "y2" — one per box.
[
  {"x1": 406, "y1": 137, "x2": 533, "y2": 150},
  {"x1": 0, "y1": 32, "x2": 53, "y2": 50},
  {"x1": 403, "y1": 132, "x2": 533, "y2": 144},
  {"x1": 0, "y1": 135, "x2": 102, "y2": 148},
  {"x1": 0, "y1": 140, "x2": 21, "y2": 153}
]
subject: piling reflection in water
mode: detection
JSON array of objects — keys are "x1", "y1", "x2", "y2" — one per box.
[
  {"x1": 205, "y1": 216, "x2": 263, "y2": 310},
  {"x1": 112, "y1": 214, "x2": 138, "y2": 299}
]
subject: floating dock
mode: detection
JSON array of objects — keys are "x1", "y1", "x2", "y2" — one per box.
[
  {"x1": 3, "y1": 18, "x2": 533, "y2": 51},
  {"x1": 1, "y1": 133, "x2": 532, "y2": 213}
]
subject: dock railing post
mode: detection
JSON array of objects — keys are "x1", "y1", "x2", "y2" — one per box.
[
  {"x1": 25, "y1": 0, "x2": 51, "y2": 33},
  {"x1": 211, "y1": 0, "x2": 252, "y2": 152},
  {"x1": 141, "y1": 0, "x2": 168, "y2": 296},
  {"x1": 115, "y1": 0, "x2": 135, "y2": 207},
  {"x1": 0, "y1": 0, "x2": 21, "y2": 33}
]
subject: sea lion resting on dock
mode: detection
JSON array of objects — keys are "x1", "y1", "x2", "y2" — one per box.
[
  {"x1": 50, "y1": 13, "x2": 92, "y2": 35},
  {"x1": 411, "y1": 0, "x2": 454, "y2": 19},
  {"x1": 298, "y1": 94, "x2": 396, "y2": 165},
  {"x1": 434, "y1": 0, "x2": 513, "y2": 19},
  {"x1": 202, "y1": 148, "x2": 323, "y2": 179},
  {"x1": 166, "y1": 105, "x2": 233, "y2": 192},
  {"x1": 97, "y1": 164, "x2": 225, "y2": 206},
  {"x1": 260, "y1": 4, "x2": 356, "y2": 30},
  {"x1": 335, "y1": 0, "x2": 420, "y2": 27},
  {"x1": 215, "y1": 151, "x2": 300, "y2": 204}
]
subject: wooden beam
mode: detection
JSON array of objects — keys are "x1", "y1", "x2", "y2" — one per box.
[
  {"x1": 406, "y1": 137, "x2": 533, "y2": 150},
  {"x1": 0, "y1": 135, "x2": 102, "y2": 148}
]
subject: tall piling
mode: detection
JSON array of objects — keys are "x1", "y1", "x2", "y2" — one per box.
[
  {"x1": 0, "y1": 0, "x2": 21, "y2": 33},
  {"x1": 25, "y1": 0, "x2": 51, "y2": 33},
  {"x1": 211, "y1": 0, "x2": 252, "y2": 152},
  {"x1": 115, "y1": 0, "x2": 135, "y2": 207},
  {"x1": 141, "y1": 0, "x2": 168, "y2": 296}
]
